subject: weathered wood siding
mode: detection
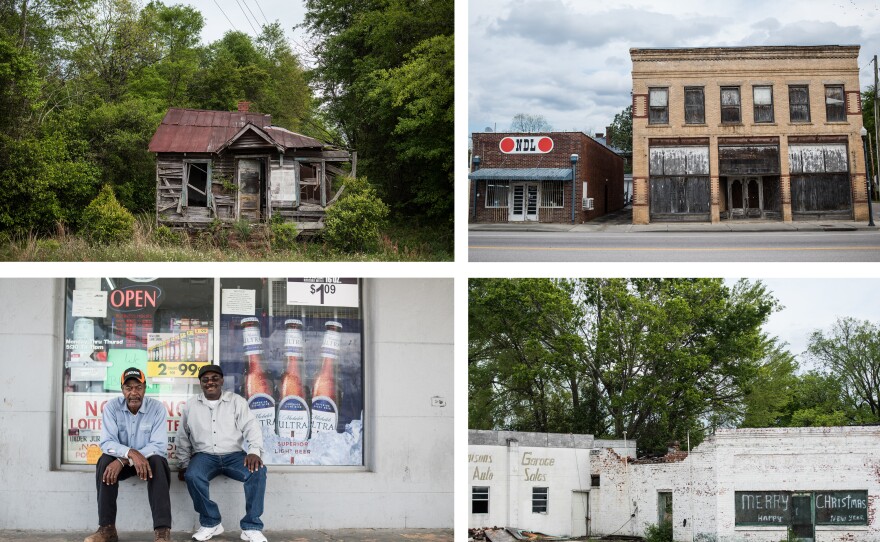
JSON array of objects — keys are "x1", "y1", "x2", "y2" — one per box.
[
  {"x1": 791, "y1": 174, "x2": 852, "y2": 214},
  {"x1": 650, "y1": 177, "x2": 711, "y2": 219}
]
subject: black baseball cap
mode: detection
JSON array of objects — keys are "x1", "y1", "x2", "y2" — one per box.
[
  {"x1": 121, "y1": 367, "x2": 146, "y2": 387},
  {"x1": 198, "y1": 364, "x2": 224, "y2": 379}
]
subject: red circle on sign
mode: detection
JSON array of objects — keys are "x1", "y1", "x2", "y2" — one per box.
[
  {"x1": 499, "y1": 137, "x2": 515, "y2": 153},
  {"x1": 537, "y1": 137, "x2": 554, "y2": 153}
]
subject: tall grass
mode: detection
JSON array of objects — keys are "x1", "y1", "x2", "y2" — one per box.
[{"x1": 0, "y1": 214, "x2": 453, "y2": 262}]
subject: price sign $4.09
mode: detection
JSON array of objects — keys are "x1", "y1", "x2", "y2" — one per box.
[{"x1": 147, "y1": 361, "x2": 207, "y2": 378}]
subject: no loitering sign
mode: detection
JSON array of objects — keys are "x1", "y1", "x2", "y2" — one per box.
[{"x1": 500, "y1": 136, "x2": 554, "y2": 154}]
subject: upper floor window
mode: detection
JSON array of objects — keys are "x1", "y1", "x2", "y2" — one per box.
[
  {"x1": 684, "y1": 87, "x2": 705, "y2": 124},
  {"x1": 649, "y1": 88, "x2": 668, "y2": 124},
  {"x1": 789, "y1": 85, "x2": 811, "y2": 122},
  {"x1": 825, "y1": 85, "x2": 846, "y2": 122},
  {"x1": 721, "y1": 87, "x2": 741, "y2": 123},
  {"x1": 753, "y1": 86, "x2": 774, "y2": 123}
]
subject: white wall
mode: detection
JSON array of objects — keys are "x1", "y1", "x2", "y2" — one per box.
[{"x1": 0, "y1": 278, "x2": 453, "y2": 531}]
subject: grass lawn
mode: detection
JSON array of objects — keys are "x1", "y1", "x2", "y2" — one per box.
[{"x1": 0, "y1": 215, "x2": 453, "y2": 262}]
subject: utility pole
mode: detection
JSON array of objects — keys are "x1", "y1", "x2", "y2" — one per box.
[{"x1": 874, "y1": 55, "x2": 879, "y2": 203}]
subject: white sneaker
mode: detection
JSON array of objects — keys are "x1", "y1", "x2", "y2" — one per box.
[
  {"x1": 240, "y1": 530, "x2": 268, "y2": 542},
  {"x1": 192, "y1": 524, "x2": 224, "y2": 541}
]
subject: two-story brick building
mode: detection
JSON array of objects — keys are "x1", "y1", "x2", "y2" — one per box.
[
  {"x1": 630, "y1": 45, "x2": 869, "y2": 224},
  {"x1": 469, "y1": 132, "x2": 624, "y2": 223}
]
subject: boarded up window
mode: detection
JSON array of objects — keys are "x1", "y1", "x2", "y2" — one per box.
[
  {"x1": 649, "y1": 88, "x2": 668, "y2": 124},
  {"x1": 685, "y1": 87, "x2": 705, "y2": 124},
  {"x1": 825, "y1": 85, "x2": 846, "y2": 122},
  {"x1": 540, "y1": 181, "x2": 564, "y2": 208},
  {"x1": 789, "y1": 86, "x2": 811, "y2": 122},
  {"x1": 719, "y1": 146, "x2": 780, "y2": 175},
  {"x1": 753, "y1": 86, "x2": 774, "y2": 123},
  {"x1": 721, "y1": 87, "x2": 741, "y2": 123},
  {"x1": 649, "y1": 147, "x2": 709, "y2": 175},
  {"x1": 791, "y1": 174, "x2": 851, "y2": 212},
  {"x1": 789, "y1": 144, "x2": 848, "y2": 173},
  {"x1": 815, "y1": 491, "x2": 868, "y2": 525},
  {"x1": 485, "y1": 181, "x2": 509, "y2": 208},
  {"x1": 650, "y1": 177, "x2": 711, "y2": 215}
]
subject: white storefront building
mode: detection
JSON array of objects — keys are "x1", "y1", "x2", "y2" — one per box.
[
  {"x1": 469, "y1": 427, "x2": 880, "y2": 542},
  {"x1": 0, "y1": 278, "x2": 453, "y2": 532}
]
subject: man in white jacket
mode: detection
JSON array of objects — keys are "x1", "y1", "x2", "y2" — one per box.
[{"x1": 176, "y1": 364, "x2": 268, "y2": 542}]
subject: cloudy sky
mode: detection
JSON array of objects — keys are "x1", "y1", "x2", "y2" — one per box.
[
  {"x1": 469, "y1": 0, "x2": 880, "y2": 138},
  {"x1": 732, "y1": 278, "x2": 880, "y2": 368},
  {"x1": 174, "y1": 1, "x2": 309, "y2": 55}
]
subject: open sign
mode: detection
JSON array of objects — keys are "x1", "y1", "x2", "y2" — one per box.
[{"x1": 500, "y1": 136, "x2": 554, "y2": 154}]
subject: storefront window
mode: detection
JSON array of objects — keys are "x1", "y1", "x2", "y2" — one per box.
[
  {"x1": 62, "y1": 278, "x2": 364, "y2": 468},
  {"x1": 485, "y1": 181, "x2": 510, "y2": 208}
]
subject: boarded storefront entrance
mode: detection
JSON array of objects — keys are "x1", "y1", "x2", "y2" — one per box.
[{"x1": 718, "y1": 140, "x2": 782, "y2": 220}]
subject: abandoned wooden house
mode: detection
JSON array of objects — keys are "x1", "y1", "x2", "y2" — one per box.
[
  {"x1": 148, "y1": 103, "x2": 355, "y2": 231},
  {"x1": 630, "y1": 45, "x2": 869, "y2": 224}
]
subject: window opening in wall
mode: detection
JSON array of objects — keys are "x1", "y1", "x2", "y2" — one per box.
[
  {"x1": 485, "y1": 181, "x2": 510, "y2": 208},
  {"x1": 185, "y1": 162, "x2": 210, "y2": 207},
  {"x1": 721, "y1": 87, "x2": 741, "y2": 123},
  {"x1": 658, "y1": 491, "x2": 673, "y2": 525},
  {"x1": 591, "y1": 474, "x2": 600, "y2": 487},
  {"x1": 684, "y1": 87, "x2": 705, "y2": 124},
  {"x1": 472, "y1": 486, "x2": 489, "y2": 514},
  {"x1": 649, "y1": 88, "x2": 668, "y2": 124},
  {"x1": 789, "y1": 85, "x2": 811, "y2": 122},
  {"x1": 825, "y1": 85, "x2": 846, "y2": 122},
  {"x1": 532, "y1": 487, "x2": 549, "y2": 513},
  {"x1": 753, "y1": 86, "x2": 774, "y2": 123}
]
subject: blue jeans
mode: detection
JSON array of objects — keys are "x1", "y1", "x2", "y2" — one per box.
[{"x1": 184, "y1": 451, "x2": 267, "y2": 531}]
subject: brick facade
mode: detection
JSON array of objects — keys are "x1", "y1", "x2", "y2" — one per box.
[
  {"x1": 631, "y1": 45, "x2": 869, "y2": 224},
  {"x1": 469, "y1": 132, "x2": 625, "y2": 223}
]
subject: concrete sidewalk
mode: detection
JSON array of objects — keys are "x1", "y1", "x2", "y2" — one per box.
[
  {"x1": 468, "y1": 209, "x2": 880, "y2": 234},
  {"x1": 0, "y1": 530, "x2": 454, "y2": 542}
]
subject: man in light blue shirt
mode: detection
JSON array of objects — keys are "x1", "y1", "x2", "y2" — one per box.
[{"x1": 85, "y1": 367, "x2": 172, "y2": 542}]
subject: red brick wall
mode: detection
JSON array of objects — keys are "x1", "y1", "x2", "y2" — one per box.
[{"x1": 469, "y1": 132, "x2": 624, "y2": 223}]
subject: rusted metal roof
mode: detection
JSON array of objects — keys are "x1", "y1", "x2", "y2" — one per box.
[{"x1": 148, "y1": 108, "x2": 325, "y2": 153}]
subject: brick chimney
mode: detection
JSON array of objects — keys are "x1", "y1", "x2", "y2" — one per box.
[
  {"x1": 606, "y1": 125, "x2": 614, "y2": 144},
  {"x1": 237, "y1": 101, "x2": 250, "y2": 112}
]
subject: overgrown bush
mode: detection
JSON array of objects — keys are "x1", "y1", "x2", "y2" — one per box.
[
  {"x1": 323, "y1": 176, "x2": 389, "y2": 252},
  {"x1": 154, "y1": 225, "x2": 184, "y2": 245},
  {"x1": 644, "y1": 521, "x2": 673, "y2": 542},
  {"x1": 79, "y1": 185, "x2": 136, "y2": 244},
  {"x1": 270, "y1": 214, "x2": 298, "y2": 250},
  {"x1": 232, "y1": 218, "x2": 252, "y2": 240}
]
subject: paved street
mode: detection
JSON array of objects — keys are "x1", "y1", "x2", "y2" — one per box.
[{"x1": 469, "y1": 207, "x2": 880, "y2": 262}]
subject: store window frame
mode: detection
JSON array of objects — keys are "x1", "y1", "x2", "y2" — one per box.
[
  {"x1": 472, "y1": 486, "x2": 489, "y2": 514},
  {"x1": 485, "y1": 181, "x2": 510, "y2": 208},
  {"x1": 649, "y1": 88, "x2": 669, "y2": 125},
  {"x1": 532, "y1": 487, "x2": 549, "y2": 514},
  {"x1": 56, "y1": 277, "x2": 369, "y2": 472}
]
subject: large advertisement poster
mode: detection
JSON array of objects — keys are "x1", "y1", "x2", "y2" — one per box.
[
  {"x1": 218, "y1": 278, "x2": 364, "y2": 466},
  {"x1": 62, "y1": 278, "x2": 364, "y2": 467}
]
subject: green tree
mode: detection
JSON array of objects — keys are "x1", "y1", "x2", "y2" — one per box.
[
  {"x1": 608, "y1": 104, "x2": 632, "y2": 152},
  {"x1": 808, "y1": 316, "x2": 880, "y2": 421},
  {"x1": 469, "y1": 278, "x2": 779, "y2": 454},
  {"x1": 740, "y1": 341, "x2": 799, "y2": 427},
  {"x1": 301, "y1": 0, "x2": 454, "y2": 224}
]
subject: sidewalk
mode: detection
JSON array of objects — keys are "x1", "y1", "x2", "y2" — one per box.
[
  {"x1": 0, "y1": 530, "x2": 454, "y2": 542},
  {"x1": 468, "y1": 206, "x2": 880, "y2": 233}
]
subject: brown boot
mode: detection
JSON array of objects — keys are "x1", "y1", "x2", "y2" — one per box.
[
  {"x1": 154, "y1": 527, "x2": 172, "y2": 541},
  {"x1": 84, "y1": 525, "x2": 118, "y2": 542}
]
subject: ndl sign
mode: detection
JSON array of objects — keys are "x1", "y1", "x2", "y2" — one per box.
[{"x1": 500, "y1": 136, "x2": 554, "y2": 154}]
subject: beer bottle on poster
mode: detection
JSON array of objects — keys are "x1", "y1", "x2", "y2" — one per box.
[
  {"x1": 310, "y1": 321, "x2": 342, "y2": 436},
  {"x1": 277, "y1": 319, "x2": 310, "y2": 440},
  {"x1": 241, "y1": 317, "x2": 276, "y2": 432}
]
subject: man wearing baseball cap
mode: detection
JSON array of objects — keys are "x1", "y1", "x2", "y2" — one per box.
[
  {"x1": 176, "y1": 364, "x2": 268, "y2": 542},
  {"x1": 85, "y1": 367, "x2": 173, "y2": 542}
]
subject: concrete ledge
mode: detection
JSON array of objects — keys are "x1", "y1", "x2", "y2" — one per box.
[{"x1": 0, "y1": 530, "x2": 454, "y2": 542}]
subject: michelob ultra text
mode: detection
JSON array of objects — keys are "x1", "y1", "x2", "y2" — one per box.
[
  {"x1": 310, "y1": 321, "x2": 341, "y2": 435},
  {"x1": 277, "y1": 319, "x2": 310, "y2": 440},
  {"x1": 241, "y1": 317, "x2": 276, "y2": 432}
]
